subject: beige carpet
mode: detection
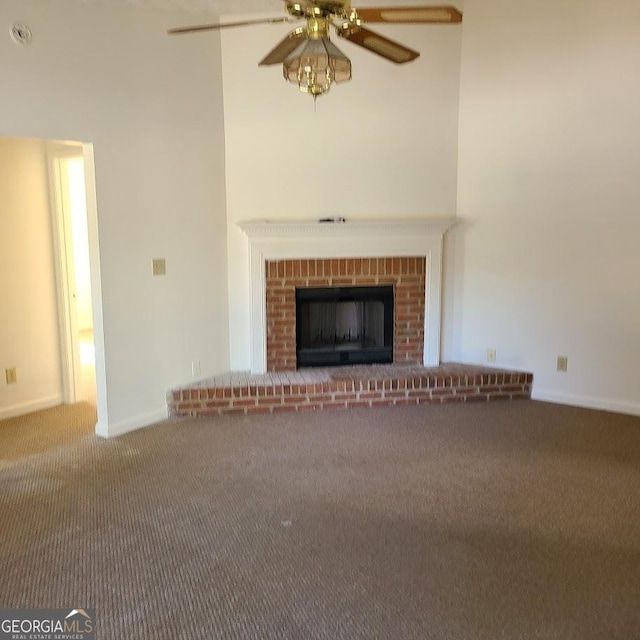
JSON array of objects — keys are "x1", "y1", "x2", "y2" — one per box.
[
  {"x1": 0, "y1": 402, "x2": 96, "y2": 460},
  {"x1": 1, "y1": 400, "x2": 639, "y2": 639}
]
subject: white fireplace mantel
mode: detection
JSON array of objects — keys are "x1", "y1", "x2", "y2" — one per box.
[
  {"x1": 238, "y1": 217, "x2": 457, "y2": 374},
  {"x1": 238, "y1": 218, "x2": 456, "y2": 239}
]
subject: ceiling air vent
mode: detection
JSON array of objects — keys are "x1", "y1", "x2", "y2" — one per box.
[{"x1": 9, "y1": 23, "x2": 32, "y2": 46}]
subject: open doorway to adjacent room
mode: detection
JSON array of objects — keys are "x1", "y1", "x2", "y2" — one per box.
[
  {"x1": 49, "y1": 147, "x2": 97, "y2": 406},
  {"x1": 0, "y1": 136, "x2": 105, "y2": 450}
]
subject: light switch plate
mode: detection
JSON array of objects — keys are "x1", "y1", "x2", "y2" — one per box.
[{"x1": 152, "y1": 258, "x2": 166, "y2": 276}]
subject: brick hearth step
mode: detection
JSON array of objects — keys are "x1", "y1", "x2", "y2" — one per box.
[{"x1": 168, "y1": 363, "x2": 533, "y2": 420}]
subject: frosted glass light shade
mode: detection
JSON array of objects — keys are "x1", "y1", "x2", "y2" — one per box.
[{"x1": 283, "y1": 38, "x2": 351, "y2": 98}]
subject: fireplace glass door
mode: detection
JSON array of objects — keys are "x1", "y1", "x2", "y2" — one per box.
[{"x1": 296, "y1": 286, "x2": 393, "y2": 367}]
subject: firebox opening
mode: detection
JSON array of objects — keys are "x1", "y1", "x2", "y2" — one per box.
[{"x1": 296, "y1": 285, "x2": 394, "y2": 368}]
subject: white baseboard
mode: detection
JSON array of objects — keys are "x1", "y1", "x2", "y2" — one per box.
[
  {"x1": 95, "y1": 407, "x2": 168, "y2": 438},
  {"x1": 532, "y1": 389, "x2": 640, "y2": 418},
  {"x1": 0, "y1": 394, "x2": 63, "y2": 420}
]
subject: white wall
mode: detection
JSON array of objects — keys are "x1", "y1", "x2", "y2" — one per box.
[
  {"x1": 451, "y1": 0, "x2": 640, "y2": 414},
  {"x1": 221, "y1": 12, "x2": 463, "y2": 369},
  {"x1": 0, "y1": 138, "x2": 63, "y2": 418},
  {"x1": 0, "y1": 0, "x2": 230, "y2": 435}
]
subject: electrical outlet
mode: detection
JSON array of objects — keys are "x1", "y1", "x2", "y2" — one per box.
[
  {"x1": 191, "y1": 360, "x2": 201, "y2": 377},
  {"x1": 557, "y1": 356, "x2": 568, "y2": 372},
  {"x1": 487, "y1": 348, "x2": 496, "y2": 363},
  {"x1": 5, "y1": 367, "x2": 17, "y2": 385},
  {"x1": 152, "y1": 258, "x2": 166, "y2": 276}
]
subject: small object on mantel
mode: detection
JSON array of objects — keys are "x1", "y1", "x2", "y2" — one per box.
[{"x1": 318, "y1": 216, "x2": 346, "y2": 223}]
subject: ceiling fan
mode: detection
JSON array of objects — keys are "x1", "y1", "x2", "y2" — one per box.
[{"x1": 168, "y1": 1, "x2": 462, "y2": 100}]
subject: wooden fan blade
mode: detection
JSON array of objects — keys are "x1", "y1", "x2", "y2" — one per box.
[
  {"x1": 168, "y1": 17, "x2": 292, "y2": 35},
  {"x1": 337, "y1": 25, "x2": 419, "y2": 63},
  {"x1": 259, "y1": 27, "x2": 307, "y2": 66},
  {"x1": 354, "y1": 5, "x2": 462, "y2": 23}
]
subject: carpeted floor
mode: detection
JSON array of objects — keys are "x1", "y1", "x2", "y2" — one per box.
[
  {"x1": 1, "y1": 400, "x2": 639, "y2": 639},
  {"x1": 0, "y1": 402, "x2": 96, "y2": 460}
]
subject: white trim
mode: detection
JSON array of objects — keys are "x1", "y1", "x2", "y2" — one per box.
[
  {"x1": 532, "y1": 389, "x2": 640, "y2": 418},
  {"x1": 0, "y1": 394, "x2": 63, "y2": 420},
  {"x1": 96, "y1": 408, "x2": 168, "y2": 439},
  {"x1": 47, "y1": 147, "x2": 79, "y2": 404},
  {"x1": 239, "y1": 217, "x2": 456, "y2": 374},
  {"x1": 239, "y1": 218, "x2": 456, "y2": 238},
  {"x1": 82, "y1": 143, "x2": 110, "y2": 436},
  {"x1": 46, "y1": 142, "x2": 108, "y2": 436}
]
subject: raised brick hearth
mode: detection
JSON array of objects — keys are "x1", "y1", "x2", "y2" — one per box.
[
  {"x1": 266, "y1": 257, "x2": 426, "y2": 371},
  {"x1": 168, "y1": 363, "x2": 533, "y2": 419},
  {"x1": 170, "y1": 220, "x2": 533, "y2": 421}
]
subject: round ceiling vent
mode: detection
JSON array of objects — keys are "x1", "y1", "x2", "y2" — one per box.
[{"x1": 9, "y1": 23, "x2": 32, "y2": 46}]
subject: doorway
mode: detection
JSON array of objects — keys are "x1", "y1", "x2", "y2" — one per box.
[
  {"x1": 0, "y1": 136, "x2": 106, "y2": 434},
  {"x1": 49, "y1": 145, "x2": 97, "y2": 406}
]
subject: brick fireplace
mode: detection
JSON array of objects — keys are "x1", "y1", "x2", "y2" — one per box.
[
  {"x1": 266, "y1": 257, "x2": 426, "y2": 371},
  {"x1": 168, "y1": 218, "x2": 536, "y2": 419},
  {"x1": 238, "y1": 218, "x2": 456, "y2": 374}
]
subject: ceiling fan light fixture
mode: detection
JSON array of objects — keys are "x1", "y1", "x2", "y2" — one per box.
[
  {"x1": 168, "y1": 2, "x2": 463, "y2": 100},
  {"x1": 283, "y1": 38, "x2": 351, "y2": 98}
]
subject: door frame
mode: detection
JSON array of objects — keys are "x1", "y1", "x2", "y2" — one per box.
[
  {"x1": 48, "y1": 144, "x2": 82, "y2": 403},
  {"x1": 47, "y1": 141, "x2": 108, "y2": 432}
]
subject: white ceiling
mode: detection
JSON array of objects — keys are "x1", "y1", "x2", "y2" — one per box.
[
  {"x1": 77, "y1": 0, "x2": 284, "y2": 17},
  {"x1": 76, "y1": 0, "x2": 462, "y2": 20}
]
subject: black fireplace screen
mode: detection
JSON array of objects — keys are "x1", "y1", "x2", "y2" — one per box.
[{"x1": 296, "y1": 286, "x2": 394, "y2": 367}]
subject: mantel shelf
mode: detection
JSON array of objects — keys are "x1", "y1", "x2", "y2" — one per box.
[{"x1": 238, "y1": 217, "x2": 457, "y2": 239}]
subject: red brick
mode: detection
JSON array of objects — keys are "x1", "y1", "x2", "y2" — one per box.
[
  {"x1": 432, "y1": 388, "x2": 455, "y2": 397},
  {"x1": 455, "y1": 386, "x2": 479, "y2": 395},
  {"x1": 478, "y1": 385, "x2": 501, "y2": 393},
  {"x1": 464, "y1": 394, "x2": 489, "y2": 403},
  {"x1": 245, "y1": 406, "x2": 273, "y2": 414},
  {"x1": 370, "y1": 398, "x2": 395, "y2": 407},
  {"x1": 232, "y1": 398, "x2": 257, "y2": 407},
  {"x1": 345, "y1": 400, "x2": 371, "y2": 408},
  {"x1": 206, "y1": 399, "x2": 232, "y2": 408},
  {"x1": 359, "y1": 391, "x2": 383, "y2": 400},
  {"x1": 308, "y1": 394, "x2": 333, "y2": 403},
  {"x1": 408, "y1": 390, "x2": 431, "y2": 398},
  {"x1": 386, "y1": 390, "x2": 409, "y2": 399},
  {"x1": 306, "y1": 277, "x2": 331, "y2": 287},
  {"x1": 333, "y1": 393, "x2": 358, "y2": 402},
  {"x1": 322, "y1": 401, "x2": 349, "y2": 409},
  {"x1": 501, "y1": 384, "x2": 526, "y2": 393},
  {"x1": 175, "y1": 401, "x2": 199, "y2": 411},
  {"x1": 196, "y1": 408, "x2": 223, "y2": 417},
  {"x1": 257, "y1": 397, "x2": 283, "y2": 406},
  {"x1": 393, "y1": 398, "x2": 419, "y2": 406}
]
